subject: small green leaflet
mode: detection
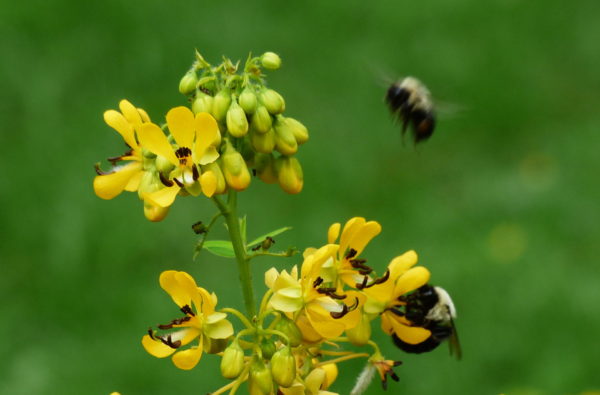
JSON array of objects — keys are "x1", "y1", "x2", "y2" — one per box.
[
  {"x1": 246, "y1": 227, "x2": 292, "y2": 248},
  {"x1": 202, "y1": 240, "x2": 236, "y2": 258}
]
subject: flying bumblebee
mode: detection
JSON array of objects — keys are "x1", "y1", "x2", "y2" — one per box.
[
  {"x1": 391, "y1": 284, "x2": 461, "y2": 359},
  {"x1": 385, "y1": 76, "x2": 436, "y2": 144}
]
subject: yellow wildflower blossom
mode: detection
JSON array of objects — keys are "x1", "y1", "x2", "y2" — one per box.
[
  {"x1": 142, "y1": 270, "x2": 234, "y2": 370},
  {"x1": 93, "y1": 99, "x2": 149, "y2": 199},
  {"x1": 139, "y1": 107, "x2": 221, "y2": 207}
]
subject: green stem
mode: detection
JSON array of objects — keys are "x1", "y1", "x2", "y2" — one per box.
[{"x1": 212, "y1": 192, "x2": 256, "y2": 318}]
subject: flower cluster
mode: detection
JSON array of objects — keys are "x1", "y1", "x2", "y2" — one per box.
[
  {"x1": 143, "y1": 218, "x2": 438, "y2": 394},
  {"x1": 93, "y1": 52, "x2": 308, "y2": 221}
]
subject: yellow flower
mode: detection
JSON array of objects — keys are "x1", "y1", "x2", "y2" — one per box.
[
  {"x1": 279, "y1": 366, "x2": 339, "y2": 395},
  {"x1": 93, "y1": 100, "x2": 149, "y2": 199},
  {"x1": 362, "y1": 250, "x2": 432, "y2": 345},
  {"x1": 321, "y1": 217, "x2": 382, "y2": 289},
  {"x1": 142, "y1": 270, "x2": 234, "y2": 370},
  {"x1": 265, "y1": 244, "x2": 361, "y2": 341},
  {"x1": 139, "y1": 107, "x2": 221, "y2": 207}
]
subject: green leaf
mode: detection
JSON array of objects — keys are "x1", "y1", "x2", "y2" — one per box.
[
  {"x1": 203, "y1": 240, "x2": 236, "y2": 258},
  {"x1": 247, "y1": 226, "x2": 292, "y2": 248}
]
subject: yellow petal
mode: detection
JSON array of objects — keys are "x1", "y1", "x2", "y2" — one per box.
[
  {"x1": 138, "y1": 123, "x2": 178, "y2": 166},
  {"x1": 172, "y1": 344, "x2": 203, "y2": 370},
  {"x1": 265, "y1": 267, "x2": 279, "y2": 289},
  {"x1": 270, "y1": 290, "x2": 304, "y2": 312},
  {"x1": 104, "y1": 110, "x2": 137, "y2": 149},
  {"x1": 327, "y1": 222, "x2": 341, "y2": 244},
  {"x1": 159, "y1": 271, "x2": 192, "y2": 308},
  {"x1": 388, "y1": 250, "x2": 418, "y2": 279},
  {"x1": 119, "y1": 100, "x2": 143, "y2": 132},
  {"x1": 124, "y1": 168, "x2": 143, "y2": 192},
  {"x1": 198, "y1": 146, "x2": 220, "y2": 165},
  {"x1": 347, "y1": 221, "x2": 381, "y2": 256},
  {"x1": 394, "y1": 267, "x2": 431, "y2": 297},
  {"x1": 339, "y1": 217, "x2": 365, "y2": 254},
  {"x1": 143, "y1": 185, "x2": 181, "y2": 208},
  {"x1": 204, "y1": 317, "x2": 234, "y2": 339},
  {"x1": 137, "y1": 107, "x2": 151, "y2": 123},
  {"x1": 194, "y1": 112, "x2": 220, "y2": 160},
  {"x1": 387, "y1": 313, "x2": 431, "y2": 344},
  {"x1": 93, "y1": 162, "x2": 142, "y2": 200},
  {"x1": 141, "y1": 334, "x2": 175, "y2": 358},
  {"x1": 167, "y1": 106, "x2": 195, "y2": 149},
  {"x1": 200, "y1": 171, "x2": 217, "y2": 197},
  {"x1": 306, "y1": 304, "x2": 346, "y2": 339}
]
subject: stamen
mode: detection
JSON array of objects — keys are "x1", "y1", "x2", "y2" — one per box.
[
  {"x1": 317, "y1": 287, "x2": 347, "y2": 300},
  {"x1": 173, "y1": 178, "x2": 184, "y2": 188},
  {"x1": 148, "y1": 328, "x2": 156, "y2": 340},
  {"x1": 313, "y1": 277, "x2": 324, "y2": 288},
  {"x1": 356, "y1": 270, "x2": 390, "y2": 290},
  {"x1": 181, "y1": 305, "x2": 195, "y2": 316},
  {"x1": 159, "y1": 173, "x2": 174, "y2": 187},
  {"x1": 350, "y1": 258, "x2": 373, "y2": 274},
  {"x1": 158, "y1": 316, "x2": 191, "y2": 329},
  {"x1": 346, "y1": 248, "x2": 358, "y2": 259},
  {"x1": 160, "y1": 334, "x2": 182, "y2": 349},
  {"x1": 330, "y1": 304, "x2": 349, "y2": 319},
  {"x1": 94, "y1": 163, "x2": 113, "y2": 176},
  {"x1": 175, "y1": 147, "x2": 192, "y2": 159}
]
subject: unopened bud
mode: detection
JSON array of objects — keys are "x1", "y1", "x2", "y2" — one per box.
[
  {"x1": 346, "y1": 313, "x2": 372, "y2": 346},
  {"x1": 192, "y1": 92, "x2": 214, "y2": 114},
  {"x1": 249, "y1": 359, "x2": 273, "y2": 395},
  {"x1": 270, "y1": 346, "x2": 296, "y2": 388},
  {"x1": 220, "y1": 341, "x2": 245, "y2": 379},
  {"x1": 143, "y1": 201, "x2": 169, "y2": 222},
  {"x1": 305, "y1": 368, "x2": 326, "y2": 394},
  {"x1": 226, "y1": 99, "x2": 249, "y2": 138},
  {"x1": 254, "y1": 153, "x2": 278, "y2": 184},
  {"x1": 222, "y1": 142, "x2": 251, "y2": 191},
  {"x1": 260, "y1": 89, "x2": 286, "y2": 115},
  {"x1": 239, "y1": 87, "x2": 258, "y2": 114},
  {"x1": 282, "y1": 116, "x2": 309, "y2": 145},
  {"x1": 251, "y1": 105, "x2": 273, "y2": 134},
  {"x1": 275, "y1": 155, "x2": 303, "y2": 194},
  {"x1": 250, "y1": 127, "x2": 276, "y2": 154},
  {"x1": 202, "y1": 162, "x2": 227, "y2": 194},
  {"x1": 273, "y1": 315, "x2": 302, "y2": 347},
  {"x1": 261, "y1": 52, "x2": 282, "y2": 70},
  {"x1": 260, "y1": 338, "x2": 276, "y2": 360},
  {"x1": 321, "y1": 363, "x2": 338, "y2": 389},
  {"x1": 274, "y1": 118, "x2": 298, "y2": 155},
  {"x1": 179, "y1": 70, "x2": 198, "y2": 95},
  {"x1": 212, "y1": 88, "x2": 232, "y2": 121}
]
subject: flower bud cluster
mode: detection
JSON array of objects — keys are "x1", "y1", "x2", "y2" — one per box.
[{"x1": 180, "y1": 51, "x2": 307, "y2": 194}]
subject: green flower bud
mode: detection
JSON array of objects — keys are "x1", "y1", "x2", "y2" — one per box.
[
  {"x1": 212, "y1": 88, "x2": 232, "y2": 121},
  {"x1": 250, "y1": 127, "x2": 276, "y2": 154},
  {"x1": 275, "y1": 156, "x2": 303, "y2": 194},
  {"x1": 260, "y1": 338, "x2": 276, "y2": 360},
  {"x1": 260, "y1": 89, "x2": 286, "y2": 115},
  {"x1": 249, "y1": 359, "x2": 273, "y2": 395},
  {"x1": 220, "y1": 341, "x2": 245, "y2": 379},
  {"x1": 274, "y1": 118, "x2": 298, "y2": 156},
  {"x1": 143, "y1": 200, "x2": 169, "y2": 222},
  {"x1": 254, "y1": 153, "x2": 278, "y2": 184},
  {"x1": 239, "y1": 87, "x2": 258, "y2": 114},
  {"x1": 346, "y1": 312, "x2": 372, "y2": 346},
  {"x1": 178, "y1": 70, "x2": 198, "y2": 95},
  {"x1": 222, "y1": 141, "x2": 251, "y2": 191},
  {"x1": 192, "y1": 92, "x2": 214, "y2": 114},
  {"x1": 281, "y1": 116, "x2": 309, "y2": 145},
  {"x1": 273, "y1": 315, "x2": 302, "y2": 347},
  {"x1": 226, "y1": 99, "x2": 249, "y2": 138},
  {"x1": 155, "y1": 154, "x2": 174, "y2": 174},
  {"x1": 260, "y1": 52, "x2": 282, "y2": 70},
  {"x1": 202, "y1": 162, "x2": 227, "y2": 194},
  {"x1": 270, "y1": 346, "x2": 296, "y2": 388},
  {"x1": 251, "y1": 105, "x2": 273, "y2": 134}
]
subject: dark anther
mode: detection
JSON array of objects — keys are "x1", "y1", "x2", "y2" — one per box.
[
  {"x1": 175, "y1": 147, "x2": 192, "y2": 158},
  {"x1": 160, "y1": 334, "x2": 182, "y2": 349},
  {"x1": 158, "y1": 316, "x2": 192, "y2": 329},
  {"x1": 350, "y1": 258, "x2": 372, "y2": 274},
  {"x1": 173, "y1": 178, "x2": 184, "y2": 188},
  {"x1": 356, "y1": 276, "x2": 369, "y2": 290},
  {"x1": 158, "y1": 323, "x2": 173, "y2": 330},
  {"x1": 355, "y1": 270, "x2": 390, "y2": 290},
  {"x1": 345, "y1": 248, "x2": 358, "y2": 259},
  {"x1": 192, "y1": 165, "x2": 199, "y2": 181},
  {"x1": 313, "y1": 277, "x2": 323, "y2": 288},
  {"x1": 330, "y1": 304, "x2": 349, "y2": 319},
  {"x1": 348, "y1": 297, "x2": 359, "y2": 311},
  {"x1": 317, "y1": 287, "x2": 337, "y2": 294},
  {"x1": 94, "y1": 163, "x2": 112, "y2": 176},
  {"x1": 181, "y1": 305, "x2": 195, "y2": 316},
  {"x1": 107, "y1": 155, "x2": 123, "y2": 164},
  {"x1": 391, "y1": 372, "x2": 400, "y2": 382},
  {"x1": 159, "y1": 172, "x2": 174, "y2": 187},
  {"x1": 148, "y1": 328, "x2": 156, "y2": 340}
]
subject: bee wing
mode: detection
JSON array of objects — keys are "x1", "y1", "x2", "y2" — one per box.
[{"x1": 447, "y1": 313, "x2": 462, "y2": 360}]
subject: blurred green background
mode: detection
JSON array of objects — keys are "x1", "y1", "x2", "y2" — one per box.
[{"x1": 2, "y1": 0, "x2": 599, "y2": 394}]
